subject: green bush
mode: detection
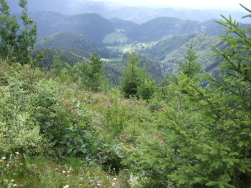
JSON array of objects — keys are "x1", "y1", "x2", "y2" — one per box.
[
  {"x1": 0, "y1": 81, "x2": 48, "y2": 155},
  {"x1": 0, "y1": 62, "x2": 105, "y2": 159},
  {"x1": 29, "y1": 80, "x2": 104, "y2": 157}
]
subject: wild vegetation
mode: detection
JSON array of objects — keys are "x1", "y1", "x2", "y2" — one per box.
[{"x1": 1, "y1": 0, "x2": 251, "y2": 187}]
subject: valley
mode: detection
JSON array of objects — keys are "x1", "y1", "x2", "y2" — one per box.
[{"x1": 29, "y1": 10, "x2": 246, "y2": 84}]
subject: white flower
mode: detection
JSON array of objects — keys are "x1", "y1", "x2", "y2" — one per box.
[
  {"x1": 62, "y1": 171, "x2": 66, "y2": 173},
  {"x1": 2, "y1": 157, "x2": 6, "y2": 160},
  {"x1": 63, "y1": 185, "x2": 69, "y2": 188}
]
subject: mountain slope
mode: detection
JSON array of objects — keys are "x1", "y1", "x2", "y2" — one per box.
[
  {"x1": 28, "y1": 11, "x2": 65, "y2": 37},
  {"x1": 29, "y1": 12, "x2": 115, "y2": 42},
  {"x1": 53, "y1": 13, "x2": 115, "y2": 42},
  {"x1": 36, "y1": 31, "x2": 113, "y2": 58},
  {"x1": 141, "y1": 34, "x2": 228, "y2": 72},
  {"x1": 110, "y1": 18, "x2": 138, "y2": 30},
  {"x1": 126, "y1": 16, "x2": 249, "y2": 43},
  {"x1": 142, "y1": 34, "x2": 196, "y2": 61},
  {"x1": 128, "y1": 17, "x2": 203, "y2": 42}
]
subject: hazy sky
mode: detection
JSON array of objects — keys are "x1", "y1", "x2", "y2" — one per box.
[{"x1": 93, "y1": 0, "x2": 251, "y2": 10}]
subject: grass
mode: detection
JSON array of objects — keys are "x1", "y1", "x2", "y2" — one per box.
[
  {"x1": 0, "y1": 153, "x2": 129, "y2": 188},
  {"x1": 0, "y1": 63, "x2": 158, "y2": 188},
  {"x1": 0, "y1": 89, "x2": 153, "y2": 188},
  {"x1": 105, "y1": 41, "x2": 157, "y2": 53},
  {"x1": 106, "y1": 44, "x2": 133, "y2": 53}
]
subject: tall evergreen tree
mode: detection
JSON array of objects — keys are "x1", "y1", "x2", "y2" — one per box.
[
  {"x1": 0, "y1": 0, "x2": 19, "y2": 61},
  {"x1": 120, "y1": 52, "x2": 143, "y2": 98},
  {"x1": 51, "y1": 52, "x2": 64, "y2": 78},
  {"x1": 0, "y1": 0, "x2": 37, "y2": 64}
]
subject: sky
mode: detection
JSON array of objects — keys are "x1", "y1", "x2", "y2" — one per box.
[{"x1": 92, "y1": 0, "x2": 251, "y2": 11}]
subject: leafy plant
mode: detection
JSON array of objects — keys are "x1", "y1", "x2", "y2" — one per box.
[{"x1": 0, "y1": 78, "x2": 48, "y2": 155}]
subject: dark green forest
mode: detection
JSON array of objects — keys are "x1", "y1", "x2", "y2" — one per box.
[{"x1": 1, "y1": 0, "x2": 251, "y2": 187}]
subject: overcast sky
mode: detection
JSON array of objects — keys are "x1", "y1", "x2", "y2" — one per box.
[{"x1": 93, "y1": 0, "x2": 251, "y2": 11}]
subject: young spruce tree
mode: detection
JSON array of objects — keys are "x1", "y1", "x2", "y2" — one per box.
[
  {"x1": 73, "y1": 52, "x2": 108, "y2": 92},
  {"x1": 123, "y1": 5, "x2": 251, "y2": 188},
  {"x1": 120, "y1": 52, "x2": 155, "y2": 100}
]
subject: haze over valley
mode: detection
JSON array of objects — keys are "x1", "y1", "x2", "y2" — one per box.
[{"x1": 7, "y1": 0, "x2": 250, "y2": 83}]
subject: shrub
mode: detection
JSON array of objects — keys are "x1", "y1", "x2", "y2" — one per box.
[{"x1": 0, "y1": 81, "x2": 48, "y2": 155}]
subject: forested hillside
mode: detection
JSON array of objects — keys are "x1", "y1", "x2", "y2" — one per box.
[
  {"x1": 29, "y1": 12, "x2": 115, "y2": 42},
  {"x1": 36, "y1": 31, "x2": 114, "y2": 58},
  {"x1": 1, "y1": 0, "x2": 251, "y2": 188},
  {"x1": 140, "y1": 33, "x2": 227, "y2": 72},
  {"x1": 29, "y1": 10, "x2": 250, "y2": 82},
  {"x1": 127, "y1": 17, "x2": 205, "y2": 42}
]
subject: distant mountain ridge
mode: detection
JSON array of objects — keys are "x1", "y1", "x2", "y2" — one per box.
[
  {"x1": 128, "y1": 17, "x2": 205, "y2": 42},
  {"x1": 8, "y1": 0, "x2": 247, "y2": 24},
  {"x1": 29, "y1": 12, "x2": 115, "y2": 42},
  {"x1": 110, "y1": 18, "x2": 138, "y2": 30},
  {"x1": 109, "y1": 7, "x2": 247, "y2": 24},
  {"x1": 29, "y1": 11, "x2": 245, "y2": 44}
]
